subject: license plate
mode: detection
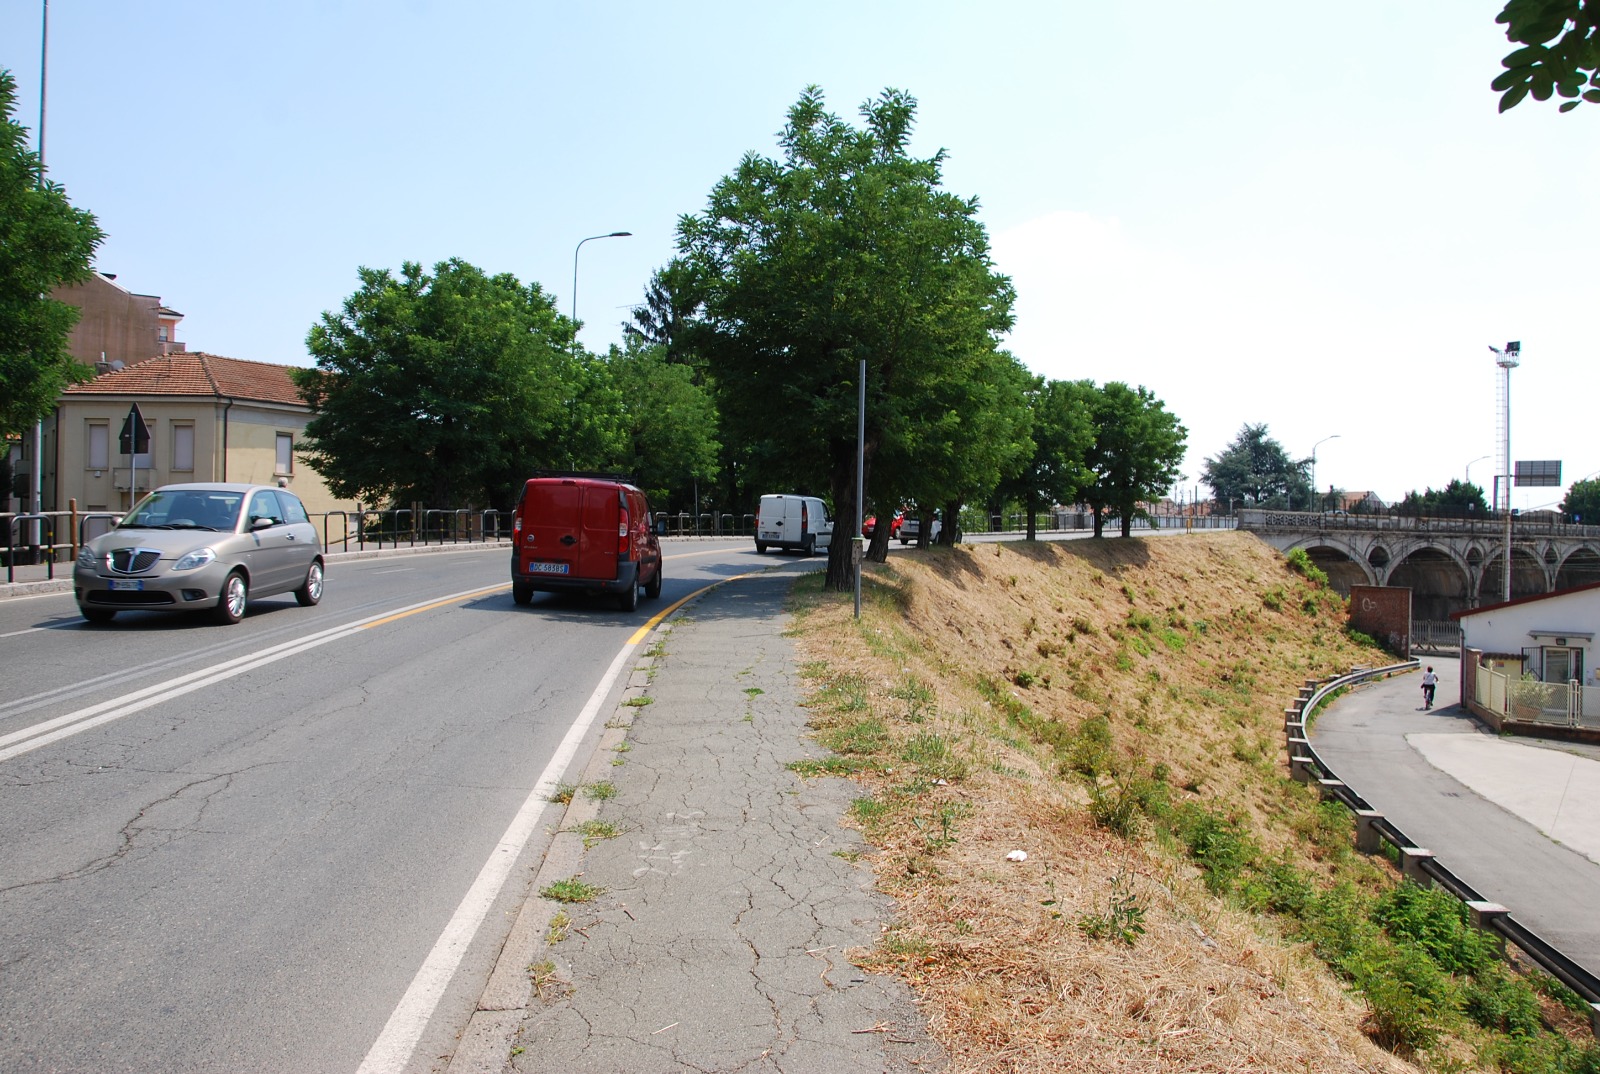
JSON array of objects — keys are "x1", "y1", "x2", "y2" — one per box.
[
  {"x1": 108, "y1": 579, "x2": 145, "y2": 591},
  {"x1": 527, "y1": 561, "x2": 569, "y2": 575}
]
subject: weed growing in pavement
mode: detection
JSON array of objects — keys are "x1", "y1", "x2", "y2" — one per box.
[
  {"x1": 540, "y1": 877, "x2": 603, "y2": 903},
  {"x1": 528, "y1": 959, "x2": 559, "y2": 998},
  {"x1": 545, "y1": 910, "x2": 570, "y2": 944},
  {"x1": 789, "y1": 755, "x2": 866, "y2": 778},
  {"x1": 583, "y1": 781, "x2": 617, "y2": 801},
  {"x1": 547, "y1": 783, "x2": 576, "y2": 804},
  {"x1": 621, "y1": 696, "x2": 654, "y2": 708},
  {"x1": 572, "y1": 819, "x2": 624, "y2": 848}
]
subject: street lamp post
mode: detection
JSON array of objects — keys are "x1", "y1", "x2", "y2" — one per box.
[
  {"x1": 1465, "y1": 455, "x2": 1491, "y2": 491},
  {"x1": 571, "y1": 231, "x2": 632, "y2": 353},
  {"x1": 1310, "y1": 434, "x2": 1339, "y2": 513}
]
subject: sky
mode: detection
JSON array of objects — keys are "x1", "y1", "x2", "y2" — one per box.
[{"x1": 3, "y1": 1, "x2": 1595, "y2": 509}]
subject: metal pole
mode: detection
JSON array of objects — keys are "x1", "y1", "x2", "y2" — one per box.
[
  {"x1": 854, "y1": 358, "x2": 865, "y2": 620},
  {"x1": 30, "y1": 1, "x2": 49, "y2": 556}
]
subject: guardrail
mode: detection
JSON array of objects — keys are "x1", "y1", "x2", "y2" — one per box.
[
  {"x1": 1287, "y1": 664, "x2": 1600, "y2": 1034},
  {"x1": 311, "y1": 509, "x2": 511, "y2": 552},
  {"x1": 5, "y1": 514, "x2": 65, "y2": 582}
]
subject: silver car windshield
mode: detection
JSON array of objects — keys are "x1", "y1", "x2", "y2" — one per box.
[{"x1": 118, "y1": 490, "x2": 244, "y2": 531}]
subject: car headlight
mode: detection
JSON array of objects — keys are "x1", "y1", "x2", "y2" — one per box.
[
  {"x1": 76, "y1": 546, "x2": 98, "y2": 567},
  {"x1": 173, "y1": 548, "x2": 217, "y2": 571}
]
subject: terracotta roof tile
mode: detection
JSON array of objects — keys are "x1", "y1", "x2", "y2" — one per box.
[{"x1": 64, "y1": 352, "x2": 307, "y2": 408}]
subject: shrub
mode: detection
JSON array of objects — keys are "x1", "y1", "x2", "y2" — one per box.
[
  {"x1": 1172, "y1": 803, "x2": 1257, "y2": 895},
  {"x1": 1285, "y1": 547, "x2": 1330, "y2": 587},
  {"x1": 1373, "y1": 881, "x2": 1497, "y2": 977}
]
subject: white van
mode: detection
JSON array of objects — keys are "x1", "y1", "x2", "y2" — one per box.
[{"x1": 755, "y1": 494, "x2": 834, "y2": 555}]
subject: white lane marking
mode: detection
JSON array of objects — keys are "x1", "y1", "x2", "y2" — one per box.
[
  {"x1": 356, "y1": 638, "x2": 640, "y2": 1074},
  {"x1": 372, "y1": 568, "x2": 416, "y2": 575},
  {"x1": 0, "y1": 585, "x2": 501, "y2": 764}
]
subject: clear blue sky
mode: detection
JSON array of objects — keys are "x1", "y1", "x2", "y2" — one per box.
[{"x1": 4, "y1": 1, "x2": 1594, "y2": 507}]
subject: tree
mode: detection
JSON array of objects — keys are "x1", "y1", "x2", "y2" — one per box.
[
  {"x1": 600, "y1": 338, "x2": 721, "y2": 508},
  {"x1": 1081, "y1": 382, "x2": 1187, "y2": 538},
  {"x1": 1200, "y1": 424, "x2": 1308, "y2": 510},
  {"x1": 622, "y1": 264, "x2": 700, "y2": 370},
  {"x1": 993, "y1": 377, "x2": 1094, "y2": 541},
  {"x1": 295, "y1": 259, "x2": 583, "y2": 510},
  {"x1": 1395, "y1": 480, "x2": 1491, "y2": 518},
  {"x1": 1493, "y1": 0, "x2": 1600, "y2": 113},
  {"x1": 676, "y1": 86, "x2": 1015, "y2": 590},
  {"x1": 0, "y1": 69, "x2": 104, "y2": 438},
  {"x1": 1561, "y1": 477, "x2": 1600, "y2": 523}
]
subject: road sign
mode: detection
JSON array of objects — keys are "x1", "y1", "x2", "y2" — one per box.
[
  {"x1": 1514, "y1": 460, "x2": 1561, "y2": 487},
  {"x1": 118, "y1": 403, "x2": 150, "y2": 455}
]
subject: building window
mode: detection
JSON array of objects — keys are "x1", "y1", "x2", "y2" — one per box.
[
  {"x1": 275, "y1": 433, "x2": 293, "y2": 475},
  {"x1": 172, "y1": 424, "x2": 195, "y2": 472},
  {"x1": 88, "y1": 423, "x2": 109, "y2": 469}
]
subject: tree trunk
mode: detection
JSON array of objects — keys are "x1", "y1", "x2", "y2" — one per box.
[{"x1": 1091, "y1": 506, "x2": 1105, "y2": 538}]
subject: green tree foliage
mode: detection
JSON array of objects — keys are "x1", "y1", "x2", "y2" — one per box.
[
  {"x1": 622, "y1": 263, "x2": 699, "y2": 370},
  {"x1": 676, "y1": 86, "x2": 1016, "y2": 589},
  {"x1": 1561, "y1": 476, "x2": 1600, "y2": 523},
  {"x1": 1200, "y1": 423, "x2": 1308, "y2": 510},
  {"x1": 295, "y1": 259, "x2": 582, "y2": 509},
  {"x1": 1493, "y1": 0, "x2": 1600, "y2": 112},
  {"x1": 1081, "y1": 382, "x2": 1187, "y2": 538},
  {"x1": 993, "y1": 377, "x2": 1095, "y2": 541},
  {"x1": 1395, "y1": 480, "x2": 1491, "y2": 519},
  {"x1": 0, "y1": 69, "x2": 104, "y2": 438},
  {"x1": 880, "y1": 345, "x2": 1033, "y2": 554},
  {"x1": 600, "y1": 337, "x2": 721, "y2": 508}
]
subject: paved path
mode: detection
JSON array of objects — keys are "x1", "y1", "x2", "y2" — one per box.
[
  {"x1": 455, "y1": 569, "x2": 943, "y2": 1074},
  {"x1": 1311, "y1": 657, "x2": 1600, "y2": 977}
]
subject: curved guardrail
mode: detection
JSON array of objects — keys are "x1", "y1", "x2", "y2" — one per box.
[{"x1": 1286, "y1": 663, "x2": 1600, "y2": 1034}]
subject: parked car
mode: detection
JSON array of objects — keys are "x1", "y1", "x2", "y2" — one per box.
[
  {"x1": 73, "y1": 482, "x2": 324, "y2": 625},
  {"x1": 510, "y1": 474, "x2": 664, "y2": 611},
  {"x1": 755, "y1": 494, "x2": 833, "y2": 555},
  {"x1": 899, "y1": 510, "x2": 952, "y2": 545},
  {"x1": 862, "y1": 511, "x2": 903, "y2": 539}
]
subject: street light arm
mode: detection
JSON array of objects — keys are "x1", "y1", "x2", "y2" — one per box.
[{"x1": 571, "y1": 231, "x2": 633, "y2": 348}]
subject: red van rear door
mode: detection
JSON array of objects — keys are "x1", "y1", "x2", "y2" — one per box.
[{"x1": 578, "y1": 483, "x2": 622, "y2": 582}]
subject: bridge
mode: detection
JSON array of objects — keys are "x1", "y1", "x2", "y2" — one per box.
[{"x1": 1240, "y1": 509, "x2": 1600, "y2": 620}]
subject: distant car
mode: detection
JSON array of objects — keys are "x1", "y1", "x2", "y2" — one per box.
[
  {"x1": 899, "y1": 511, "x2": 953, "y2": 545},
  {"x1": 862, "y1": 512, "x2": 902, "y2": 539},
  {"x1": 73, "y1": 483, "x2": 324, "y2": 625}
]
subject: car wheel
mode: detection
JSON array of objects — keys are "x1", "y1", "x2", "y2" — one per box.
[
  {"x1": 512, "y1": 579, "x2": 533, "y2": 606},
  {"x1": 645, "y1": 559, "x2": 662, "y2": 600},
  {"x1": 803, "y1": 535, "x2": 815, "y2": 557},
  {"x1": 212, "y1": 570, "x2": 248, "y2": 625},
  {"x1": 618, "y1": 575, "x2": 640, "y2": 612},
  {"x1": 295, "y1": 560, "x2": 324, "y2": 606},
  {"x1": 81, "y1": 606, "x2": 116, "y2": 624},
  {"x1": 755, "y1": 542, "x2": 767, "y2": 554}
]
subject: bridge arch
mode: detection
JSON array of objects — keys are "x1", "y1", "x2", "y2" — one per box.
[
  {"x1": 1385, "y1": 543, "x2": 1473, "y2": 620},
  {"x1": 1555, "y1": 545, "x2": 1600, "y2": 590},
  {"x1": 1478, "y1": 546, "x2": 1548, "y2": 604},
  {"x1": 1286, "y1": 536, "x2": 1377, "y2": 589}
]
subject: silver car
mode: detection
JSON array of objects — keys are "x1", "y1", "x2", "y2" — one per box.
[{"x1": 74, "y1": 483, "x2": 324, "y2": 625}]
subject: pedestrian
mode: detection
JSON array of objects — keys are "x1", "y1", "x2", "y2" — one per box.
[{"x1": 1421, "y1": 665, "x2": 1438, "y2": 710}]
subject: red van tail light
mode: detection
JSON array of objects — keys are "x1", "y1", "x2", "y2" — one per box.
[{"x1": 618, "y1": 491, "x2": 631, "y2": 554}]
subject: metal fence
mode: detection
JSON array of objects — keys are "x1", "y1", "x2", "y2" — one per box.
[
  {"x1": 1472, "y1": 664, "x2": 1600, "y2": 731},
  {"x1": 1411, "y1": 620, "x2": 1463, "y2": 654}
]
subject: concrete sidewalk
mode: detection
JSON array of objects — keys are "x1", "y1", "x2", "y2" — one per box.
[{"x1": 454, "y1": 568, "x2": 943, "y2": 1074}]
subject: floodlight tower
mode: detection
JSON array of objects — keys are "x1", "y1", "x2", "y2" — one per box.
[{"x1": 1489, "y1": 340, "x2": 1520, "y2": 601}]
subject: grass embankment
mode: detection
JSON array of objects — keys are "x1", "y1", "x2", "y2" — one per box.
[{"x1": 787, "y1": 531, "x2": 1599, "y2": 1074}]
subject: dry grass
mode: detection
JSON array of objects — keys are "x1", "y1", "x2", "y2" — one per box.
[{"x1": 791, "y1": 531, "x2": 1419, "y2": 1073}]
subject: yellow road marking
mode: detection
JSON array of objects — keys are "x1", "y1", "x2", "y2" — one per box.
[{"x1": 359, "y1": 584, "x2": 508, "y2": 629}]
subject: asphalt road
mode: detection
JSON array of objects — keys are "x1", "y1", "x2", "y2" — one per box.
[
  {"x1": 0, "y1": 538, "x2": 775, "y2": 1074},
  {"x1": 1310, "y1": 656, "x2": 1600, "y2": 977}
]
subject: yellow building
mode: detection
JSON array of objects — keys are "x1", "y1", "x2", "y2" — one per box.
[{"x1": 47, "y1": 352, "x2": 354, "y2": 519}]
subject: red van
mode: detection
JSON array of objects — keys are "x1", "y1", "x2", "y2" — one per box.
[{"x1": 510, "y1": 475, "x2": 664, "y2": 611}]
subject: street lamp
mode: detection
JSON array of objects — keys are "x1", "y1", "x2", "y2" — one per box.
[
  {"x1": 571, "y1": 231, "x2": 632, "y2": 352},
  {"x1": 1310, "y1": 434, "x2": 1339, "y2": 513},
  {"x1": 1464, "y1": 455, "x2": 1491, "y2": 489}
]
